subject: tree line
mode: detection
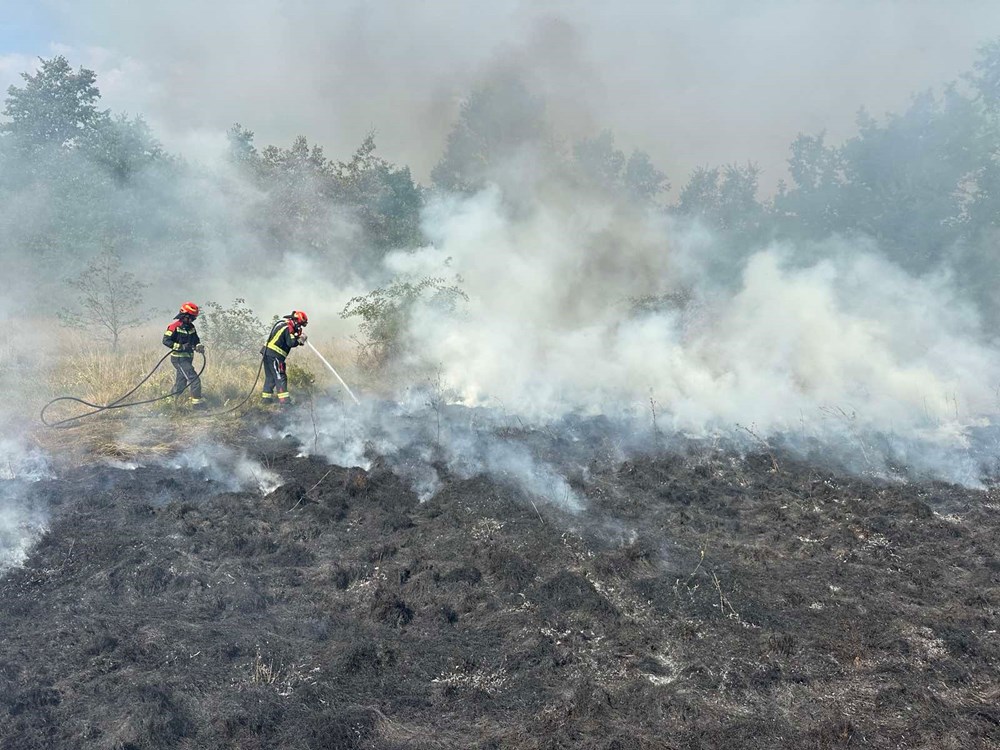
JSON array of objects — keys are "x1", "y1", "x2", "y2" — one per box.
[{"x1": 4, "y1": 45, "x2": 1000, "y2": 334}]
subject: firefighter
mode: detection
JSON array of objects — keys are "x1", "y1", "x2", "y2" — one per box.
[
  {"x1": 261, "y1": 310, "x2": 308, "y2": 406},
  {"x1": 162, "y1": 302, "x2": 206, "y2": 409}
]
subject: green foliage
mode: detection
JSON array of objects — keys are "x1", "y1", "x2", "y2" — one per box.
[
  {"x1": 57, "y1": 250, "x2": 149, "y2": 350},
  {"x1": 431, "y1": 72, "x2": 548, "y2": 193},
  {"x1": 286, "y1": 362, "x2": 317, "y2": 397},
  {"x1": 224, "y1": 128, "x2": 424, "y2": 264},
  {"x1": 226, "y1": 123, "x2": 259, "y2": 169},
  {"x1": 199, "y1": 299, "x2": 265, "y2": 358},
  {"x1": 969, "y1": 38, "x2": 1000, "y2": 114},
  {"x1": 2, "y1": 56, "x2": 108, "y2": 147},
  {"x1": 776, "y1": 84, "x2": 992, "y2": 272},
  {"x1": 334, "y1": 133, "x2": 424, "y2": 257},
  {"x1": 623, "y1": 150, "x2": 669, "y2": 202},
  {"x1": 574, "y1": 130, "x2": 668, "y2": 203},
  {"x1": 341, "y1": 275, "x2": 467, "y2": 372},
  {"x1": 84, "y1": 114, "x2": 164, "y2": 186},
  {"x1": 628, "y1": 290, "x2": 692, "y2": 317},
  {"x1": 677, "y1": 163, "x2": 766, "y2": 235}
]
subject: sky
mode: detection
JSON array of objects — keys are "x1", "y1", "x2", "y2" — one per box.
[{"x1": 3, "y1": 1, "x2": 1000, "y2": 191}]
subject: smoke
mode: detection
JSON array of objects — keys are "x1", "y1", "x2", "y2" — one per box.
[
  {"x1": 287, "y1": 397, "x2": 584, "y2": 512},
  {"x1": 0, "y1": 436, "x2": 52, "y2": 573},
  {"x1": 163, "y1": 443, "x2": 281, "y2": 495},
  {"x1": 5, "y1": 1, "x2": 1000, "y2": 504},
  {"x1": 22, "y1": 1, "x2": 1000, "y2": 189},
  {"x1": 283, "y1": 184, "x2": 1000, "y2": 492}
]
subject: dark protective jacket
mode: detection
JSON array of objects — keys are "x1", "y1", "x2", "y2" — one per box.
[
  {"x1": 163, "y1": 315, "x2": 200, "y2": 358},
  {"x1": 264, "y1": 317, "x2": 303, "y2": 359}
]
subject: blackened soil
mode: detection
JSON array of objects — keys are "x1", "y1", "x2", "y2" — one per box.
[{"x1": 2, "y1": 435, "x2": 1000, "y2": 749}]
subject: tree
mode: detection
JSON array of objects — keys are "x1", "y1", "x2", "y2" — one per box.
[
  {"x1": 431, "y1": 72, "x2": 548, "y2": 193},
  {"x1": 623, "y1": 150, "x2": 669, "y2": 202},
  {"x1": 253, "y1": 135, "x2": 338, "y2": 253},
  {"x1": 574, "y1": 130, "x2": 625, "y2": 187},
  {"x1": 334, "y1": 133, "x2": 424, "y2": 256},
  {"x1": 84, "y1": 114, "x2": 163, "y2": 185},
  {"x1": 2, "y1": 56, "x2": 108, "y2": 147},
  {"x1": 969, "y1": 38, "x2": 1000, "y2": 114},
  {"x1": 341, "y1": 275, "x2": 466, "y2": 372},
  {"x1": 676, "y1": 162, "x2": 765, "y2": 234},
  {"x1": 574, "y1": 129, "x2": 668, "y2": 203},
  {"x1": 198, "y1": 299, "x2": 265, "y2": 357},
  {"x1": 59, "y1": 250, "x2": 149, "y2": 350},
  {"x1": 226, "y1": 122, "x2": 259, "y2": 170},
  {"x1": 773, "y1": 132, "x2": 846, "y2": 239}
]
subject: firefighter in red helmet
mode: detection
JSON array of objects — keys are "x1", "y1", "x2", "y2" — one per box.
[
  {"x1": 261, "y1": 310, "x2": 308, "y2": 406},
  {"x1": 162, "y1": 302, "x2": 206, "y2": 409}
]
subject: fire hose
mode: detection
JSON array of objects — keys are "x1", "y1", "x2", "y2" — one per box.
[
  {"x1": 40, "y1": 340, "x2": 358, "y2": 428},
  {"x1": 40, "y1": 350, "x2": 209, "y2": 428}
]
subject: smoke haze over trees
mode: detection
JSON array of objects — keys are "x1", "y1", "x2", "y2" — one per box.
[
  {"x1": 5, "y1": 20, "x2": 1000, "y2": 481},
  {"x1": 6, "y1": 43, "x2": 1000, "y2": 316}
]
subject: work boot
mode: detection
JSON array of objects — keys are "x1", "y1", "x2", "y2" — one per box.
[
  {"x1": 277, "y1": 397, "x2": 293, "y2": 408},
  {"x1": 191, "y1": 400, "x2": 207, "y2": 411}
]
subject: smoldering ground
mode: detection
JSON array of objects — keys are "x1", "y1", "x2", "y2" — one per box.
[
  {"x1": 4, "y1": 402, "x2": 1000, "y2": 749},
  {"x1": 0, "y1": 435, "x2": 51, "y2": 573}
]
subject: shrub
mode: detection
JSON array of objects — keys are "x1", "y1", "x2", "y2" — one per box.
[
  {"x1": 199, "y1": 299, "x2": 265, "y2": 358},
  {"x1": 340, "y1": 275, "x2": 466, "y2": 372}
]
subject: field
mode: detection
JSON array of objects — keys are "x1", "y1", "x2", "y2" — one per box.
[{"x1": 2, "y1": 399, "x2": 999, "y2": 749}]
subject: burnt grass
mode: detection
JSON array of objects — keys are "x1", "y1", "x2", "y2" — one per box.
[{"x1": 2, "y1": 425, "x2": 1000, "y2": 749}]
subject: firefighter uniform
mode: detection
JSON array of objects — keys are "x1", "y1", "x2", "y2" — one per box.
[
  {"x1": 163, "y1": 303, "x2": 204, "y2": 407},
  {"x1": 262, "y1": 312, "x2": 307, "y2": 406}
]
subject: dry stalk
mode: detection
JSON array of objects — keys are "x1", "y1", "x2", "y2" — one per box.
[{"x1": 737, "y1": 423, "x2": 780, "y2": 473}]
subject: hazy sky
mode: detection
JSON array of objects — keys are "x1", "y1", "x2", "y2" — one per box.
[{"x1": 3, "y1": 1, "x2": 1000, "y2": 191}]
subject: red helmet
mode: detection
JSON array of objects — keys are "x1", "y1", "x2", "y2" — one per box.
[
  {"x1": 179, "y1": 302, "x2": 199, "y2": 318},
  {"x1": 291, "y1": 310, "x2": 308, "y2": 326}
]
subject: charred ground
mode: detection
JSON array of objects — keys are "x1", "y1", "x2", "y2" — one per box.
[{"x1": 2, "y1": 413, "x2": 1000, "y2": 749}]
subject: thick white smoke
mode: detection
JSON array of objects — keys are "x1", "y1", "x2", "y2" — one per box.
[
  {"x1": 0, "y1": 436, "x2": 52, "y2": 573},
  {"x1": 295, "y1": 186, "x2": 1000, "y2": 490},
  {"x1": 396, "y1": 189, "x2": 995, "y2": 421}
]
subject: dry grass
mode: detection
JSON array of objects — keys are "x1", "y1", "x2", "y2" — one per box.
[{"x1": 27, "y1": 337, "x2": 371, "y2": 464}]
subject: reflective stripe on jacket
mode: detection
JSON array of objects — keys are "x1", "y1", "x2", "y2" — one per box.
[
  {"x1": 265, "y1": 318, "x2": 301, "y2": 358},
  {"x1": 163, "y1": 316, "x2": 200, "y2": 358}
]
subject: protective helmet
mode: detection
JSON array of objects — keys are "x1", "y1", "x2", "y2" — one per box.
[
  {"x1": 179, "y1": 302, "x2": 199, "y2": 318},
  {"x1": 291, "y1": 310, "x2": 308, "y2": 326}
]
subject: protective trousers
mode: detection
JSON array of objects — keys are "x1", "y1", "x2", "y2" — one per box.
[
  {"x1": 171, "y1": 357, "x2": 202, "y2": 401},
  {"x1": 262, "y1": 353, "x2": 290, "y2": 404}
]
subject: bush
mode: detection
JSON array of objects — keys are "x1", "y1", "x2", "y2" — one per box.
[
  {"x1": 286, "y1": 362, "x2": 316, "y2": 397},
  {"x1": 340, "y1": 275, "x2": 466, "y2": 372},
  {"x1": 199, "y1": 299, "x2": 265, "y2": 358}
]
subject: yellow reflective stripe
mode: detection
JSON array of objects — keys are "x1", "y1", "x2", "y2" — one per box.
[
  {"x1": 266, "y1": 325, "x2": 289, "y2": 356},
  {"x1": 171, "y1": 352, "x2": 194, "y2": 358}
]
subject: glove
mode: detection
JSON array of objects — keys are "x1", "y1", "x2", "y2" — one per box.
[
  {"x1": 195, "y1": 344, "x2": 205, "y2": 353},
  {"x1": 298, "y1": 333, "x2": 308, "y2": 345}
]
